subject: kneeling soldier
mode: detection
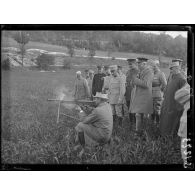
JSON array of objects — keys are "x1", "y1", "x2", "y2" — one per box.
[{"x1": 75, "y1": 92, "x2": 113, "y2": 155}]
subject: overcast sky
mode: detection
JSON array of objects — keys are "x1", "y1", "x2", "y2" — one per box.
[{"x1": 141, "y1": 31, "x2": 187, "y2": 38}]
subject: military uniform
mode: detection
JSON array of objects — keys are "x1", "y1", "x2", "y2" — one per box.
[
  {"x1": 102, "y1": 73, "x2": 112, "y2": 94},
  {"x1": 108, "y1": 65, "x2": 126, "y2": 126},
  {"x1": 125, "y1": 59, "x2": 139, "y2": 123},
  {"x1": 130, "y1": 58, "x2": 154, "y2": 132},
  {"x1": 92, "y1": 66, "x2": 106, "y2": 96},
  {"x1": 152, "y1": 70, "x2": 167, "y2": 123},
  {"x1": 75, "y1": 98, "x2": 113, "y2": 147},
  {"x1": 74, "y1": 77, "x2": 90, "y2": 100}
]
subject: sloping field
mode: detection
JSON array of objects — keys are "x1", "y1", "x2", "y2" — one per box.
[{"x1": 2, "y1": 37, "x2": 173, "y2": 63}]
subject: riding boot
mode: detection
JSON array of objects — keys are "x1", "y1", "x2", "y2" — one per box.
[
  {"x1": 113, "y1": 115, "x2": 117, "y2": 123},
  {"x1": 151, "y1": 113, "x2": 155, "y2": 122},
  {"x1": 156, "y1": 114, "x2": 160, "y2": 124},
  {"x1": 135, "y1": 113, "x2": 142, "y2": 131},
  {"x1": 118, "y1": 117, "x2": 123, "y2": 127},
  {"x1": 78, "y1": 132, "x2": 85, "y2": 147},
  {"x1": 129, "y1": 113, "x2": 132, "y2": 122}
]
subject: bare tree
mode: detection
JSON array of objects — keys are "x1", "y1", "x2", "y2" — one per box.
[
  {"x1": 156, "y1": 31, "x2": 166, "y2": 66},
  {"x1": 67, "y1": 39, "x2": 75, "y2": 57},
  {"x1": 13, "y1": 31, "x2": 30, "y2": 67}
]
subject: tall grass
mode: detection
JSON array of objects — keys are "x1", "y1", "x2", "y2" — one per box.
[{"x1": 1, "y1": 69, "x2": 182, "y2": 164}]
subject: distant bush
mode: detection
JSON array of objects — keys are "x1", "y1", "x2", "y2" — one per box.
[
  {"x1": 67, "y1": 47, "x2": 75, "y2": 58},
  {"x1": 36, "y1": 53, "x2": 54, "y2": 70},
  {"x1": 111, "y1": 57, "x2": 115, "y2": 60},
  {"x1": 88, "y1": 49, "x2": 96, "y2": 59},
  {"x1": 63, "y1": 58, "x2": 72, "y2": 69},
  {"x1": 2, "y1": 58, "x2": 11, "y2": 70}
]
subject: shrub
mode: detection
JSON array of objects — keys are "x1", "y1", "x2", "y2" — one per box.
[
  {"x1": 2, "y1": 58, "x2": 10, "y2": 70},
  {"x1": 63, "y1": 58, "x2": 72, "y2": 69},
  {"x1": 36, "y1": 53, "x2": 54, "y2": 70},
  {"x1": 111, "y1": 57, "x2": 115, "y2": 60},
  {"x1": 68, "y1": 47, "x2": 75, "y2": 58},
  {"x1": 88, "y1": 48, "x2": 96, "y2": 58}
]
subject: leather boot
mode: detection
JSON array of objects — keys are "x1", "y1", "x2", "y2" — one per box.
[
  {"x1": 135, "y1": 114, "x2": 142, "y2": 132},
  {"x1": 118, "y1": 117, "x2": 123, "y2": 127},
  {"x1": 129, "y1": 114, "x2": 132, "y2": 122},
  {"x1": 78, "y1": 132, "x2": 85, "y2": 147},
  {"x1": 156, "y1": 114, "x2": 160, "y2": 124},
  {"x1": 113, "y1": 115, "x2": 117, "y2": 123}
]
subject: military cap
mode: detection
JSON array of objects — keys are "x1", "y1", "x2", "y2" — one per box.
[
  {"x1": 110, "y1": 65, "x2": 118, "y2": 71},
  {"x1": 89, "y1": 70, "x2": 94, "y2": 74},
  {"x1": 97, "y1": 65, "x2": 103, "y2": 69},
  {"x1": 172, "y1": 59, "x2": 183, "y2": 63},
  {"x1": 76, "y1": 71, "x2": 82, "y2": 75},
  {"x1": 104, "y1": 65, "x2": 110, "y2": 70},
  {"x1": 169, "y1": 61, "x2": 180, "y2": 69}
]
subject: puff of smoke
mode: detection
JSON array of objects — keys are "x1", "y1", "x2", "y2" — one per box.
[{"x1": 55, "y1": 86, "x2": 76, "y2": 110}]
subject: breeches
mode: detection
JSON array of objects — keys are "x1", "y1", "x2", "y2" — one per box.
[
  {"x1": 75, "y1": 122, "x2": 109, "y2": 146},
  {"x1": 111, "y1": 104, "x2": 128, "y2": 117},
  {"x1": 153, "y1": 97, "x2": 163, "y2": 115}
]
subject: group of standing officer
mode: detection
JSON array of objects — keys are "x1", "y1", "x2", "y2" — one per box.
[{"x1": 73, "y1": 57, "x2": 189, "y2": 161}]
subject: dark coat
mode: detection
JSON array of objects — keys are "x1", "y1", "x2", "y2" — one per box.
[
  {"x1": 159, "y1": 72, "x2": 186, "y2": 137},
  {"x1": 92, "y1": 73, "x2": 106, "y2": 96}
]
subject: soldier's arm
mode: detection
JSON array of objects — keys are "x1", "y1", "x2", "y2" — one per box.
[
  {"x1": 179, "y1": 76, "x2": 187, "y2": 90},
  {"x1": 133, "y1": 69, "x2": 153, "y2": 89},
  {"x1": 92, "y1": 74, "x2": 96, "y2": 96},
  {"x1": 84, "y1": 79, "x2": 90, "y2": 98},
  {"x1": 160, "y1": 72, "x2": 167, "y2": 92},
  {"x1": 73, "y1": 81, "x2": 77, "y2": 98},
  {"x1": 118, "y1": 77, "x2": 126, "y2": 103},
  {"x1": 82, "y1": 109, "x2": 98, "y2": 124},
  {"x1": 102, "y1": 77, "x2": 106, "y2": 92}
]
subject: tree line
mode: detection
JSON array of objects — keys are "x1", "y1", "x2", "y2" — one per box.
[{"x1": 3, "y1": 31, "x2": 187, "y2": 62}]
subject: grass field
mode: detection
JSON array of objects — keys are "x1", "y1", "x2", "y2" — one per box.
[{"x1": 1, "y1": 68, "x2": 182, "y2": 164}]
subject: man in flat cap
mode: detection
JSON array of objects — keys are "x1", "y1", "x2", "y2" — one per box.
[
  {"x1": 125, "y1": 58, "x2": 139, "y2": 124},
  {"x1": 73, "y1": 71, "x2": 90, "y2": 100},
  {"x1": 130, "y1": 57, "x2": 154, "y2": 136},
  {"x1": 92, "y1": 65, "x2": 106, "y2": 97},
  {"x1": 159, "y1": 60, "x2": 186, "y2": 138},
  {"x1": 108, "y1": 65, "x2": 126, "y2": 127}
]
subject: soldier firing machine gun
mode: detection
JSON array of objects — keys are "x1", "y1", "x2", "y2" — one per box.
[{"x1": 47, "y1": 99, "x2": 96, "y2": 123}]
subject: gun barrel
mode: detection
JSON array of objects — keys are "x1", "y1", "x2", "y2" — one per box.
[{"x1": 47, "y1": 99, "x2": 95, "y2": 104}]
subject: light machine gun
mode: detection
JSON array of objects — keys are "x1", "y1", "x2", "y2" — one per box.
[{"x1": 47, "y1": 99, "x2": 95, "y2": 123}]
